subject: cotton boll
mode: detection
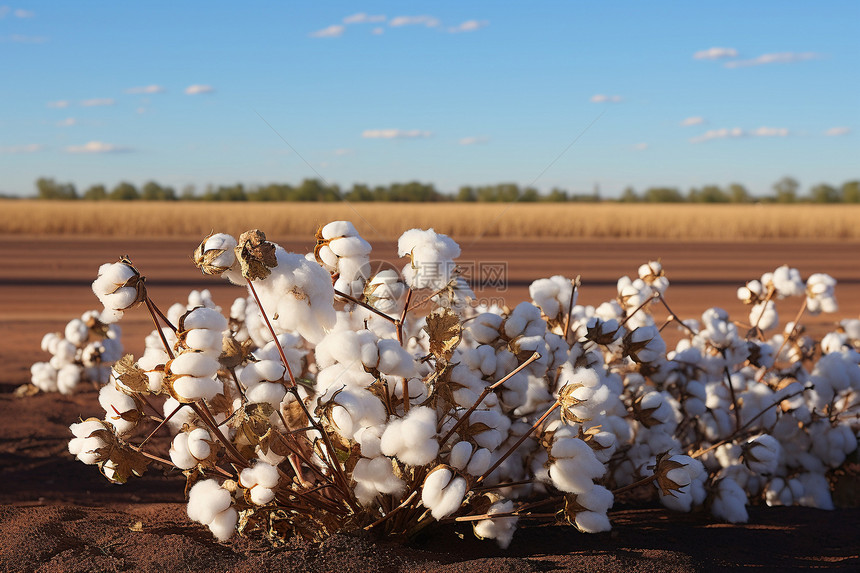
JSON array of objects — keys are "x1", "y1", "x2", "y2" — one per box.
[
  {"x1": 448, "y1": 441, "x2": 473, "y2": 471},
  {"x1": 352, "y1": 457, "x2": 406, "y2": 505},
  {"x1": 99, "y1": 383, "x2": 138, "y2": 436},
  {"x1": 208, "y1": 507, "x2": 238, "y2": 541},
  {"x1": 473, "y1": 499, "x2": 518, "y2": 548},
  {"x1": 710, "y1": 478, "x2": 748, "y2": 523},
  {"x1": 92, "y1": 261, "x2": 143, "y2": 322},
  {"x1": 743, "y1": 435, "x2": 780, "y2": 475},
  {"x1": 764, "y1": 477, "x2": 805, "y2": 507},
  {"x1": 169, "y1": 352, "x2": 220, "y2": 379},
  {"x1": 68, "y1": 419, "x2": 109, "y2": 465},
  {"x1": 239, "y1": 461, "x2": 280, "y2": 505},
  {"x1": 376, "y1": 339, "x2": 417, "y2": 378},
  {"x1": 764, "y1": 266, "x2": 805, "y2": 298},
  {"x1": 57, "y1": 364, "x2": 82, "y2": 395},
  {"x1": 421, "y1": 466, "x2": 468, "y2": 520},
  {"x1": 504, "y1": 302, "x2": 546, "y2": 339},
  {"x1": 354, "y1": 425, "x2": 384, "y2": 458},
  {"x1": 466, "y1": 448, "x2": 492, "y2": 476},
  {"x1": 31, "y1": 362, "x2": 58, "y2": 393},
  {"x1": 466, "y1": 313, "x2": 504, "y2": 344},
  {"x1": 64, "y1": 318, "x2": 89, "y2": 346},
  {"x1": 364, "y1": 270, "x2": 407, "y2": 315},
  {"x1": 187, "y1": 479, "x2": 233, "y2": 526},
  {"x1": 173, "y1": 375, "x2": 222, "y2": 403},
  {"x1": 806, "y1": 273, "x2": 838, "y2": 315},
  {"x1": 380, "y1": 406, "x2": 439, "y2": 466},
  {"x1": 796, "y1": 472, "x2": 834, "y2": 510},
  {"x1": 749, "y1": 301, "x2": 778, "y2": 332},
  {"x1": 574, "y1": 510, "x2": 611, "y2": 533},
  {"x1": 194, "y1": 233, "x2": 238, "y2": 276}
]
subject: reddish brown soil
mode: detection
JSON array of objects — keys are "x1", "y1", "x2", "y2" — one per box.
[{"x1": 2, "y1": 236, "x2": 859, "y2": 572}]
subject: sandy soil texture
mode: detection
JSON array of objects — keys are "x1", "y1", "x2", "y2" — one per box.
[{"x1": 2, "y1": 236, "x2": 859, "y2": 572}]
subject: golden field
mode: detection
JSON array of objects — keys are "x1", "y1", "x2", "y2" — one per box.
[{"x1": 3, "y1": 200, "x2": 860, "y2": 241}]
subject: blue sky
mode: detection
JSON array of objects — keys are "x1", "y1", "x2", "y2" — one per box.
[{"x1": 1, "y1": 1, "x2": 857, "y2": 198}]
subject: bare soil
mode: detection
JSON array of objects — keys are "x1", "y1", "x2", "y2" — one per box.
[{"x1": 1, "y1": 236, "x2": 859, "y2": 572}]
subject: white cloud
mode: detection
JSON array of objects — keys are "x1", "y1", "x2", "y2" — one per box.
[
  {"x1": 56, "y1": 117, "x2": 77, "y2": 127},
  {"x1": 47, "y1": 100, "x2": 69, "y2": 109},
  {"x1": 693, "y1": 47, "x2": 738, "y2": 60},
  {"x1": 633, "y1": 143, "x2": 648, "y2": 151},
  {"x1": 1, "y1": 34, "x2": 48, "y2": 43},
  {"x1": 690, "y1": 126, "x2": 790, "y2": 143},
  {"x1": 65, "y1": 141, "x2": 132, "y2": 154},
  {"x1": 389, "y1": 15, "x2": 440, "y2": 28},
  {"x1": 0, "y1": 143, "x2": 43, "y2": 154},
  {"x1": 372, "y1": 27, "x2": 384, "y2": 35},
  {"x1": 80, "y1": 98, "x2": 115, "y2": 107},
  {"x1": 449, "y1": 20, "x2": 488, "y2": 33},
  {"x1": 690, "y1": 127, "x2": 745, "y2": 143},
  {"x1": 125, "y1": 84, "x2": 165, "y2": 94},
  {"x1": 14, "y1": 8, "x2": 34, "y2": 18},
  {"x1": 825, "y1": 126, "x2": 851, "y2": 137},
  {"x1": 333, "y1": 148, "x2": 354, "y2": 156},
  {"x1": 724, "y1": 52, "x2": 820, "y2": 68},
  {"x1": 310, "y1": 24, "x2": 344, "y2": 38},
  {"x1": 590, "y1": 94, "x2": 622, "y2": 103},
  {"x1": 362, "y1": 129, "x2": 433, "y2": 139},
  {"x1": 750, "y1": 126, "x2": 789, "y2": 137},
  {"x1": 184, "y1": 84, "x2": 214, "y2": 95},
  {"x1": 136, "y1": 107, "x2": 147, "y2": 115},
  {"x1": 343, "y1": 13, "x2": 385, "y2": 24},
  {"x1": 459, "y1": 136, "x2": 489, "y2": 145},
  {"x1": 681, "y1": 116, "x2": 705, "y2": 126}
]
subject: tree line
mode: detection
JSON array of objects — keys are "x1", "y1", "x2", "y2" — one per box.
[{"x1": 29, "y1": 176, "x2": 860, "y2": 203}]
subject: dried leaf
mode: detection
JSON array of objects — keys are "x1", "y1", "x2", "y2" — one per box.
[
  {"x1": 90, "y1": 428, "x2": 150, "y2": 484},
  {"x1": 114, "y1": 354, "x2": 150, "y2": 394},
  {"x1": 558, "y1": 383, "x2": 587, "y2": 425},
  {"x1": 425, "y1": 307, "x2": 462, "y2": 361},
  {"x1": 13, "y1": 384, "x2": 39, "y2": 398},
  {"x1": 238, "y1": 402, "x2": 275, "y2": 446},
  {"x1": 220, "y1": 335, "x2": 252, "y2": 370},
  {"x1": 235, "y1": 230, "x2": 277, "y2": 281},
  {"x1": 128, "y1": 521, "x2": 144, "y2": 533}
]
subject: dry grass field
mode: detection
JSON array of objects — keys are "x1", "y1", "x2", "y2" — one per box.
[{"x1": 3, "y1": 200, "x2": 860, "y2": 241}]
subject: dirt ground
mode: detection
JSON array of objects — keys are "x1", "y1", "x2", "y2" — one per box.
[{"x1": 1, "y1": 235, "x2": 859, "y2": 572}]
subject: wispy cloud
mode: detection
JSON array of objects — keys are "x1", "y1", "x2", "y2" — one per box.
[
  {"x1": 65, "y1": 141, "x2": 132, "y2": 154},
  {"x1": 125, "y1": 84, "x2": 165, "y2": 94},
  {"x1": 80, "y1": 98, "x2": 115, "y2": 107},
  {"x1": 681, "y1": 116, "x2": 705, "y2": 126},
  {"x1": 590, "y1": 94, "x2": 622, "y2": 103},
  {"x1": 633, "y1": 142, "x2": 648, "y2": 151},
  {"x1": 184, "y1": 84, "x2": 214, "y2": 95},
  {"x1": 47, "y1": 100, "x2": 69, "y2": 109},
  {"x1": 372, "y1": 27, "x2": 384, "y2": 35},
  {"x1": 343, "y1": 13, "x2": 385, "y2": 24},
  {"x1": 389, "y1": 15, "x2": 440, "y2": 28},
  {"x1": 724, "y1": 52, "x2": 820, "y2": 68},
  {"x1": 825, "y1": 127, "x2": 851, "y2": 137},
  {"x1": 310, "y1": 24, "x2": 344, "y2": 38},
  {"x1": 333, "y1": 148, "x2": 354, "y2": 156},
  {"x1": 690, "y1": 126, "x2": 790, "y2": 143},
  {"x1": 449, "y1": 20, "x2": 488, "y2": 33},
  {"x1": 1, "y1": 34, "x2": 48, "y2": 43},
  {"x1": 14, "y1": 8, "x2": 34, "y2": 18},
  {"x1": 693, "y1": 47, "x2": 738, "y2": 60},
  {"x1": 0, "y1": 143, "x2": 43, "y2": 154},
  {"x1": 459, "y1": 136, "x2": 489, "y2": 145},
  {"x1": 56, "y1": 117, "x2": 77, "y2": 127},
  {"x1": 362, "y1": 129, "x2": 433, "y2": 139}
]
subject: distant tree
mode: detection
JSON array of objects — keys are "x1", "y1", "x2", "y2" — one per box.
[
  {"x1": 619, "y1": 186, "x2": 639, "y2": 202},
  {"x1": 141, "y1": 180, "x2": 176, "y2": 201},
  {"x1": 728, "y1": 183, "x2": 751, "y2": 203},
  {"x1": 83, "y1": 184, "x2": 107, "y2": 200},
  {"x1": 520, "y1": 187, "x2": 540, "y2": 202},
  {"x1": 345, "y1": 183, "x2": 374, "y2": 201},
  {"x1": 109, "y1": 181, "x2": 139, "y2": 201},
  {"x1": 36, "y1": 177, "x2": 78, "y2": 200},
  {"x1": 457, "y1": 186, "x2": 477, "y2": 202},
  {"x1": 773, "y1": 177, "x2": 799, "y2": 203},
  {"x1": 180, "y1": 184, "x2": 197, "y2": 200},
  {"x1": 809, "y1": 183, "x2": 840, "y2": 203},
  {"x1": 644, "y1": 186, "x2": 683, "y2": 202},
  {"x1": 689, "y1": 185, "x2": 728, "y2": 203},
  {"x1": 545, "y1": 188, "x2": 568, "y2": 202},
  {"x1": 842, "y1": 180, "x2": 860, "y2": 203}
]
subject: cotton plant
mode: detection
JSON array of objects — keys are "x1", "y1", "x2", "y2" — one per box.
[
  {"x1": 59, "y1": 224, "x2": 859, "y2": 551},
  {"x1": 29, "y1": 310, "x2": 123, "y2": 395}
]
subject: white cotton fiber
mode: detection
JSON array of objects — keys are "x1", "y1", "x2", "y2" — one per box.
[
  {"x1": 380, "y1": 406, "x2": 439, "y2": 466},
  {"x1": 207, "y1": 507, "x2": 238, "y2": 541},
  {"x1": 173, "y1": 375, "x2": 222, "y2": 402},
  {"x1": 170, "y1": 352, "x2": 220, "y2": 379},
  {"x1": 473, "y1": 500, "x2": 518, "y2": 548},
  {"x1": 710, "y1": 478, "x2": 748, "y2": 523},
  {"x1": 187, "y1": 479, "x2": 232, "y2": 525}
]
